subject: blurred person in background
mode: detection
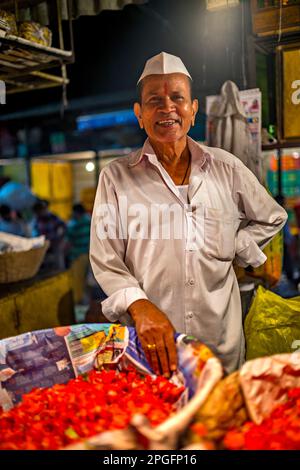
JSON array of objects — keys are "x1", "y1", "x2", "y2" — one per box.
[
  {"x1": 0, "y1": 204, "x2": 28, "y2": 237},
  {"x1": 275, "y1": 195, "x2": 300, "y2": 292},
  {"x1": 31, "y1": 200, "x2": 66, "y2": 270},
  {"x1": 66, "y1": 203, "x2": 91, "y2": 266},
  {"x1": 65, "y1": 203, "x2": 107, "y2": 321},
  {"x1": 66, "y1": 203, "x2": 91, "y2": 308}
]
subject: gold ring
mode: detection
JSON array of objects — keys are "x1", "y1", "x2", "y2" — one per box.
[{"x1": 146, "y1": 343, "x2": 156, "y2": 350}]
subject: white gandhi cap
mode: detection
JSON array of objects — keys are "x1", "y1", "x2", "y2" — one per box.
[{"x1": 137, "y1": 51, "x2": 192, "y2": 85}]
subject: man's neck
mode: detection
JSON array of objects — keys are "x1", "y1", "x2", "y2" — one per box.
[
  {"x1": 149, "y1": 137, "x2": 191, "y2": 185},
  {"x1": 149, "y1": 137, "x2": 189, "y2": 170}
]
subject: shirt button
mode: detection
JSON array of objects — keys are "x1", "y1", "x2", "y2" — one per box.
[
  {"x1": 188, "y1": 279, "x2": 195, "y2": 286},
  {"x1": 186, "y1": 312, "x2": 194, "y2": 319}
]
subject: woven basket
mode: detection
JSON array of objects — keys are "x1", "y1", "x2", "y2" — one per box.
[{"x1": 0, "y1": 240, "x2": 50, "y2": 283}]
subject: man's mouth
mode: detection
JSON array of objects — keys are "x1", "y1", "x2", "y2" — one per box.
[{"x1": 156, "y1": 119, "x2": 180, "y2": 128}]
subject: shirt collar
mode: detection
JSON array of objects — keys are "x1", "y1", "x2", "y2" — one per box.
[{"x1": 128, "y1": 136, "x2": 212, "y2": 174}]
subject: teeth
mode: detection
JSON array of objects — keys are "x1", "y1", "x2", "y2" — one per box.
[{"x1": 157, "y1": 120, "x2": 177, "y2": 125}]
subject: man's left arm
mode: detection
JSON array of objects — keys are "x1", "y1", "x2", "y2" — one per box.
[{"x1": 233, "y1": 164, "x2": 288, "y2": 268}]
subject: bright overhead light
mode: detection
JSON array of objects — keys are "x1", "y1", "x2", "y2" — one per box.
[
  {"x1": 206, "y1": 0, "x2": 239, "y2": 11},
  {"x1": 86, "y1": 162, "x2": 95, "y2": 172}
]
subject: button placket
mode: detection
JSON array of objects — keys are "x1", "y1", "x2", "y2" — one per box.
[
  {"x1": 184, "y1": 251, "x2": 196, "y2": 334},
  {"x1": 186, "y1": 311, "x2": 194, "y2": 319},
  {"x1": 185, "y1": 211, "x2": 194, "y2": 251}
]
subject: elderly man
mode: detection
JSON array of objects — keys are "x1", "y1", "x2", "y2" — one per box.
[{"x1": 90, "y1": 52, "x2": 287, "y2": 376}]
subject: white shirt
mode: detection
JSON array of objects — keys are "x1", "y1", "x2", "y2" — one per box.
[
  {"x1": 177, "y1": 185, "x2": 189, "y2": 204},
  {"x1": 90, "y1": 137, "x2": 287, "y2": 372}
]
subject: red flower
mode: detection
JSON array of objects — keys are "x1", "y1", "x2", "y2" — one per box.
[
  {"x1": 0, "y1": 369, "x2": 184, "y2": 450},
  {"x1": 224, "y1": 387, "x2": 300, "y2": 450}
]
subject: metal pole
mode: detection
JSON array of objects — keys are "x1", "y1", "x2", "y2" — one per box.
[
  {"x1": 67, "y1": 0, "x2": 75, "y2": 61},
  {"x1": 95, "y1": 152, "x2": 100, "y2": 186},
  {"x1": 14, "y1": 0, "x2": 19, "y2": 22},
  {"x1": 56, "y1": 0, "x2": 68, "y2": 112}
]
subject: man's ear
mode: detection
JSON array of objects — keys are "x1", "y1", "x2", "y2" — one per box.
[
  {"x1": 134, "y1": 102, "x2": 143, "y2": 129},
  {"x1": 191, "y1": 99, "x2": 199, "y2": 126}
]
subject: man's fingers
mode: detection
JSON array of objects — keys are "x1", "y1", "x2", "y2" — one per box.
[
  {"x1": 143, "y1": 331, "x2": 176, "y2": 377},
  {"x1": 164, "y1": 331, "x2": 178, "y2": 372},
  {"x1": 147, "y1": 349, "x2": 160, "y2": 376},
  {"x1": 142, "y1": 336, "x2": 161, "y2": 375},
  {"x1": 144, "y1": 349, "x2": 154, "y2": 373},
  {"x1": 147, "y1": 336, "x2": 161, "y2": 375},
  {"x1": 154, "y1": 336, "x2": 171, "y2": 378}
]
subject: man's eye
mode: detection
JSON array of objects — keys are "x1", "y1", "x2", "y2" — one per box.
[
  {"x1": 149, "y1": 97, "x2": 161, "y2": 103},
  {"x1": 173, "y1": 95, "x2": 184, "y2": 101}
]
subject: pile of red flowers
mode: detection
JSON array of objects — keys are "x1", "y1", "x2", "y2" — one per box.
[
  {"x1": 224, "y1": 387, "x2": 300, "y2": 450},
  {"x1": 0, "y1": 369, "x2": 185, "y2": 450}
]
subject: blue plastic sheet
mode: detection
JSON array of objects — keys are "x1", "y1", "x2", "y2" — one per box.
[{"x1": 0, "y1": 181, "x2": 36, "y2": 211}]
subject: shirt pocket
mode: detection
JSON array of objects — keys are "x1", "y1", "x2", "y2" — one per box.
[{"x1": 204, "y1": 207, "x2": 236, "y2": 261}]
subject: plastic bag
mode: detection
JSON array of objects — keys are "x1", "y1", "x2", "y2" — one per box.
[
  {"x1": 244, "y1": 285, "x2": 300, "y2": 360},
  {"x1": 0, "y1": 181, "x2": 36, "y2": 211}
]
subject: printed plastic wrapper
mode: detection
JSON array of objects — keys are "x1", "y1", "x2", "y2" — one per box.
[
  {"x1": 0, "y1": 324, "x2": 222, "y2": 413},
  {"x1": 19, "y1": 21, "x2": 52, "y2": 47}
]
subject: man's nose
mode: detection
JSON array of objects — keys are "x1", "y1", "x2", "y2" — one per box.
[{"x1": 158, "y1": 96, "x2": 175, "y2": 112}]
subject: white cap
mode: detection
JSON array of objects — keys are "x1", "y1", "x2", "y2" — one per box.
[{"x1": 137, "y1": 51, "x2": 192, "y2": 84}]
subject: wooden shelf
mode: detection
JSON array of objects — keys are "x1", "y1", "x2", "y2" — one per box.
[
  {"x1": 262, "y1": 142, "x2": 300, "y2": 151},
  {"x1": 251, "y1": 0, "x2": 300, "y2": 37},
  {"x1": 0, "y1": 0, "x2": 74, "y2": 95},
  {"x1": 0, "y1": 32, "x2": 73, "y2": 93},
  {"x1": 0, "y1": 32, "x2": 73, "y2": 76},
  {"x1": 5, "y1": 71, "x2": 69, "y2": 94}
]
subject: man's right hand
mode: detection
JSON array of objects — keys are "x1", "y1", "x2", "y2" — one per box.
[{"x1": 128, "y1": 299, "x2": 177, "y2": 378}]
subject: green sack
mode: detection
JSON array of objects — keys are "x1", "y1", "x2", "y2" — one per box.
[{"x1": 245, "y1": 285, "x2": 300, "y2": 360}]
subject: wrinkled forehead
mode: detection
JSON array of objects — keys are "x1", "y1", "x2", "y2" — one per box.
[{"x1": 141, "y1": 73, "x2": 191, "y2": 97}]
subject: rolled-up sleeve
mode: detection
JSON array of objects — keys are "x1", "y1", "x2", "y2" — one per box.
[
  {"x1": 90, "y1": 169, "x2": 148, "y2": 321},
  {"x1": 233, "y1": 164, "x2": 288, "y2": 268}
]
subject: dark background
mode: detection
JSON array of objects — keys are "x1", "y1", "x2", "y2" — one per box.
[
  {"x1": 6, "y1": 0, "x2": 252, "y2": 107},
  {"x1": 0, "y1": 0, "x2": 259, "y2": 154}
]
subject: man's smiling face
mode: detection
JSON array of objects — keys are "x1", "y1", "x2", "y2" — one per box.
[{"x1": 134, "y1": 73, "x2": 198, "y2": 145}]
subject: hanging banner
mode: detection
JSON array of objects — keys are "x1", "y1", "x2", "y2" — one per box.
[{"x1": 282, "y1": 47, "x2": 300, "y2": 140}]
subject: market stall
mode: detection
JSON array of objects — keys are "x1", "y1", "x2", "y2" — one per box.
[
  {"x1": 1, "y1": 0, "x2": 300, "y2": 456},
  {"x1": 0, "y1": 231, "x2": 75, "y2": 336},
  {"x1": 1, "y1": 323, "x2": 300, "y2": 450}
]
